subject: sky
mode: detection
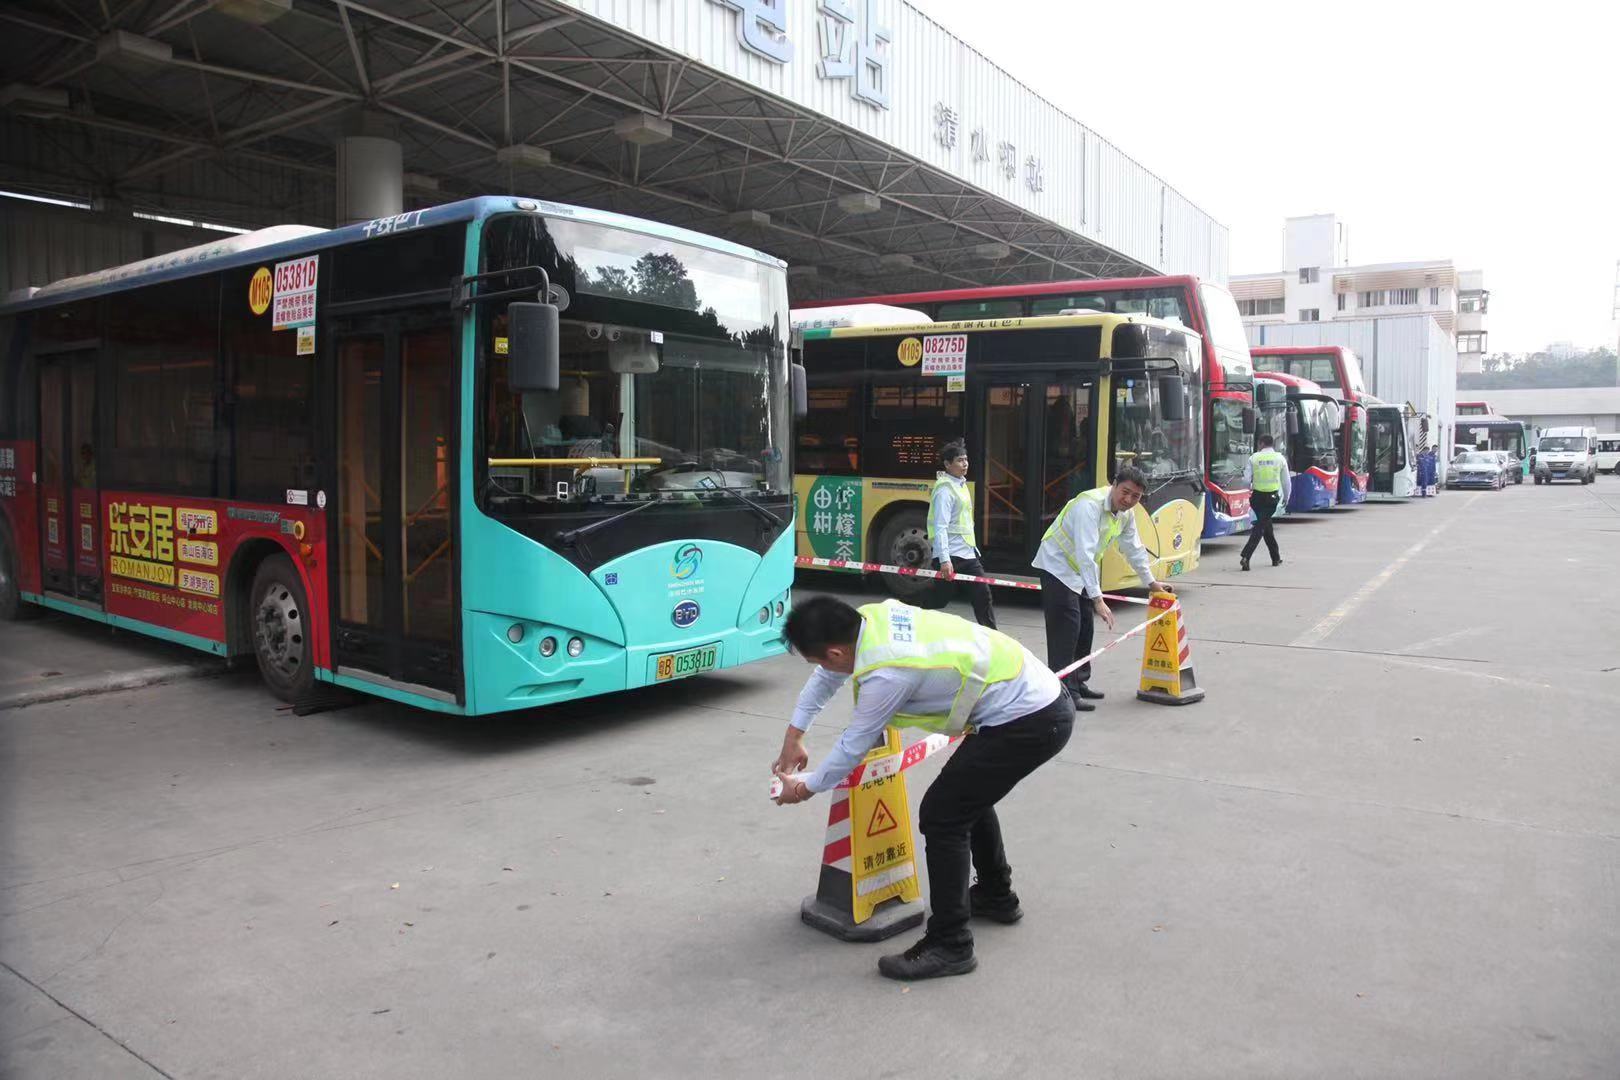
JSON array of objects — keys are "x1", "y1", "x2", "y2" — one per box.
[{"x1": 913, "y1": 0, "x2": 1620, "y2": 354}]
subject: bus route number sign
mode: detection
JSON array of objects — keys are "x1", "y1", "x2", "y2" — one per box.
[
  {"x1": 921, "y1": 334, "x2": 967, "y2": 377},
  {"x1": 272, "y1": 255, "x2": 319, "y2": 330}
]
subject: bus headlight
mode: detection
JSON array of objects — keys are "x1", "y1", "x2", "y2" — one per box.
[
  {"x1": 775, "y1": 600, "x2": 786, "y2": 618},
  {"x1": 758, "y1": 606, "x2": 771, "y2": 624},
  {"x1": 539, "y1": 636, "x2": 557, "y2": 657},
  {"x1": 567, "y1": 637, "x2": 585, "y2": 657},
  {"x1": 507, "y1": 624, "x2": 525, "y2": 644}
]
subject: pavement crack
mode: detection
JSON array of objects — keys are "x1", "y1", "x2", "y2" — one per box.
[{"x1": 0, "y1": 960, "x2": 176, "y2": 1079}]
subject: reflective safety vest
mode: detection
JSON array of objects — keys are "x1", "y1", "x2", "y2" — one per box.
[
  {"x1": 1040, "y1": 486, "x2": 1124, "y2": 576},
  {"x1": 852, "y1": 601, "x2": 1025, "y2": 734},
  {"x1": 1250, "y1": 449, "x2": 1287, "y2": 493},
  {"x1": 926, "y1": 474, "x2": 976, "y2": 549}
]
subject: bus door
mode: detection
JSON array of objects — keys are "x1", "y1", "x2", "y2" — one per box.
[
  {"x1": 329, "y1": 313, "x2": 461, "y2": 699},
  {"x1": 1368, "y1": 410, "x2": 1399, "y2": 493},
  {"x1": 974, "y1": 374, "x2": 1095, "y2": 569},
  {"x1": 36, "y1": 349, "x2": 102, "y2": 604}
]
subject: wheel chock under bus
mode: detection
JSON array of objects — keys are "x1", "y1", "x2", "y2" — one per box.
[
  {"x1": 799, "y1": 729, "x2": 925, "y2": 942},
  {"x1": 1136, "y1": 590, "x2": 1204, "y2": 706}
]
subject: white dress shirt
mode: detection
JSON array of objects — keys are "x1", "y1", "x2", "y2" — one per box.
[
  {"x1": 789, "y1": 630, "x2": 1064, "y2": 793},
  {"x1": 1031, "y1": 490, "x2": 1156, "y2": 598},
  {"x1": 929, "y1": 472, "x2": 979, "y2": 562}
]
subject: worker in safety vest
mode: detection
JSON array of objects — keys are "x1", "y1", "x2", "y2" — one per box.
[
  {"x1": 1032, "y1": 464, "x2": 1171, "y2": 711},
  {"x1": 772, "y1": 596, "x2": 1074, "y2": 981},
  {"x1": 928, "y1": 440, "x2": 996, "y2": 628},
  {"x1": 1240, "y1": 434, "x2": 1293, "y2": 571}
]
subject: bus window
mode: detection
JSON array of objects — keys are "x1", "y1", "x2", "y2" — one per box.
[
  {"x1": 797, "y1": 386, "x2": 862, "y2": 474},
  {"x1": 866, "y1": 381, "x2": 961, "y2": 478},
  {"x1": 224, "y1": 263, "x2": 315, "y2": 501},
  {"x1": 1030, "y1": 295, "x2": 1105, "y2": 316},
  {"x1": 935, "y1": 299, "x2": 1024, "y2": 320}
]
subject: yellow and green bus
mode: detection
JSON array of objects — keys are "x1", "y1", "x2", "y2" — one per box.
[{"x1": 794, "y1": 313, "x2": 1204, "y2": 601}]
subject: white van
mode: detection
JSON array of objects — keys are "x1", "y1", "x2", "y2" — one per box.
[
  {"x1": 1534, "y1": 426, "x2": 1598, "y2": 484},
  {"x1": 1595, "y1": 433, "x2": 1620, "y2": 475}
]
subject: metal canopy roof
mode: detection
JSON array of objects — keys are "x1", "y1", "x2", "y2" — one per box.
[{"x1": 2, "y1": 0, "x2": 1172, "y2": 298}]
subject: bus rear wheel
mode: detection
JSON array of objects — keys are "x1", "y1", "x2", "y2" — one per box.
[
  {"x1": 873, "y1": 510, "x2": 948, "y2": 608},
  {"x1": 249, "y1": 555, "x2": 314, "y2": 703},
  {"x1": 0, "y1": 526, "x2": 39, "y2": 622}
]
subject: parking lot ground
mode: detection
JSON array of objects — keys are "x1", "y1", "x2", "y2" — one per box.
[{"x1": 2, "y1": 481, "x2": 1617, "y2": 1079}]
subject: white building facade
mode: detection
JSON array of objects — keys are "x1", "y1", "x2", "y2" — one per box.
[{"x1": 1230, "y1": 214, "x2": 1487, "y2": 374}]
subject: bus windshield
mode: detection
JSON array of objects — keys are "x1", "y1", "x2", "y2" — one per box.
[
  {"x1": 1299, "y1": 399, "x2": 1339, "y2": 468},
  {"x1": 1112, "y1": 328, "x2": 1201, "y2": 481},
  {"x1": 1208, "y1": 398, "x2": 1250, "y2": 487},
  {"x1": 479, "y1": 213, "x2": 790, "y2": 506},
  {"x1": 1539, "y1": 436, "x2": 1585, "y2": 452},
  {"x1": 1347, "y1": 411, "x2": 1368, "y2": 472}
]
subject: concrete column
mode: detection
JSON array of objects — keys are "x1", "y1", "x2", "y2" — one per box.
[{"x1": 335, "y1": 135, "x2": 402, "y2": 226}]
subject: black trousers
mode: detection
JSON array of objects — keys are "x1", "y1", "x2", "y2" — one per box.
[
  {"x1": 918, "y1": 693, "x2": 1076, "y2": 948},
  {"x1": 934, "y1": 556, "x2": 997, "y2": 629},
  {"x1": 1039, "y1": 569, "x2": 1093, "y2": 690},
  {"x1": 1241, "y1": 491, "x2": 1281, "y2": 563}
]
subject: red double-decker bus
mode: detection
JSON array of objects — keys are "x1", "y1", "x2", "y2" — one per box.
[
  {"x1": 1250, "y1": 346, "x2": 1369, "y2": 504},
  {"x1": 799, "y1": 276, "x2": 1256, "y2": 538}
]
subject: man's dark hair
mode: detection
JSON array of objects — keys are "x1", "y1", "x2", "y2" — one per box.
[
  {"x1": 940, "y1": 440, "x2": 967, "y2": 468},
  {"x1": 783, "y1": 595, "x2": 863, "y2": 657},
  {"x1": 1113, "y1": 463, "x2": 1148, "y2": 490},
  {"x1": 1258, "y1": 434, "x2": 1275, "y2": 448}
]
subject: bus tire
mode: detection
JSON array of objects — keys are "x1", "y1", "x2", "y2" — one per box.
[
  {"x1": 873, "y1": 509, "x2": 948, "y2": 607},
  {"x1": 0, "y1": 524, "x2": 40, "y2": 622},
  {"x1": 249, "y1": 555, "x2": 314, "y2": 703}
]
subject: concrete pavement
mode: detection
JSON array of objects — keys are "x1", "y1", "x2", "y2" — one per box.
[{"x1": 1, "y1": 481, "x2": 1616, "y2": 1079}]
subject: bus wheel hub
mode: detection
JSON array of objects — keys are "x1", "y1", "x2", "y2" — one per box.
[{"x1": 255, "y1": 588, "x2": 304, "y2": 674}]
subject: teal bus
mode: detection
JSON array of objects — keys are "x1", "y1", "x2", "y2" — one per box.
[
  {"x1": 1457, "y1": 413, "x2": 1531, "y2": 481},
  {"x1": 0, "y1": 197, "x2": 797, "y2": 714}
]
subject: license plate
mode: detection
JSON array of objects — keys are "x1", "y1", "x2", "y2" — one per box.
[
  {"x1": 655, "y1": 643, "x2": 719, "y2": 682},
  {"x1": 1553, "y1": 472, "x2": 1566, "y2": 478}
]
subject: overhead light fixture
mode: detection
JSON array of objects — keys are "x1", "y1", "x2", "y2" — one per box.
[
  {"x1": 614, "y1": 114, "x2": 672, "y2": 146},
  {"x1": 1, "y1": 84, "x2": 70, "y2": 118},
  {"x1": 495, "y1": 144, "x2": 552, "y2": 170},
  {"x1": 95, "y1": 30, "x2": 173, "y2": 67},
  {"x1": 879, "y1": 253, "x2": 916, "y2": 271},
  {"x1": 973, "y1": 241, "x2": 1012, "y2": 261},
  {"x1": 214, "y1": 0, "x2": 292, "y2": 23},
  {"x1": 837, "y1": 192, "x2": 881, "y2": 215},
  {"x1": 726, "y1": 209, "x2": 771, "y2": 228}
]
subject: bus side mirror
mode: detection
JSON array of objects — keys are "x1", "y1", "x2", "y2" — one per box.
[
  {"x1": 791, "y1": 362, "x2": 808, "y2": 419},
  {"x1": 507, "y1": 301, "x2": 560, "y2": 392},
  {"x1": 1157, "y1": 375, "x2": 1185, "y2": 422},
  {"x1": 1286, "y1": 409, "x2": 1300, "y2": 436},
  {"x1": 1241, "y1": 407, "x2": 1257, "y2": 434}
]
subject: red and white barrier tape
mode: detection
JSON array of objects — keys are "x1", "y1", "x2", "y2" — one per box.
[
  {"x1": 794, "y1": 555, "x2": 1150, "y2": 605},
  {"x1": 769, "y1": 599, "x2": 1180, "y2": 800}
]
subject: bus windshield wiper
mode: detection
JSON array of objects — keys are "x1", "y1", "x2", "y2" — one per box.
[
  {"x1": 558, "y1": 498, "x2": 659, "y2": 546},
  {"x1": 698, "y1": 477, "x2": 785, "y2": 529}
]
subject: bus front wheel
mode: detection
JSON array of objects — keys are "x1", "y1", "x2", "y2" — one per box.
[
  {"x1": 873, "y1": 510, "x2": 948, "y2": 608},
  {"x1": 249, "y1": 555, "x2": 314, "y2": 703}
]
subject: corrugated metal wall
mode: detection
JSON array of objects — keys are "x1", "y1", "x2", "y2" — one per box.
[
  {"x1": 0, "y1": 200, "x2": 222, "y2": 301},
  {"x1": 1246, "y1": 315, "x2": 1459, "y2": 449},
  {"x1": 554, "y1": 0, "x2": 1228, "y2": 280}
]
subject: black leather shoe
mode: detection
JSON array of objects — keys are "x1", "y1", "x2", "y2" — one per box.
[
  {"x1": 969, "y1": 884, "x2": 1024, "y2": 924},
  {"x1": 1240, "y1": 556, "x2": 1251, "y2": 571},
  {"x1": 1075, "y1": 684, "x2": 1104, "y2": 700},
  {"x1": 1067, "y1": 691, "x2": 1096, "y2": 712},
  {"x1": 877, "y1": 936, "x2": 978, "y2": 980},
  {"x1": 1272, "y1": 556, "x2": 1282, "y2": 567}
]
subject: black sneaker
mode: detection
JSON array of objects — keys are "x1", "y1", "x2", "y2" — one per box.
[
  {"x1": 1075, "y1": 684, "x2": 1104, "y2": 700},
  {"x1": 1272, "y1": 556, "x2": 1282, "y2": 567},
  {"x1": 1067, "y1": 691, "x2": 1096, "y2": 712},
  {"x1": 877, "y1": 936, "x2": 977, "y2": 981},
  {"x1": 969, "y1": 883, "x2": 1024, "y2": 924},
  {"x1": 1240, "y1": 556, "x2": 1251, "y2": 572}
]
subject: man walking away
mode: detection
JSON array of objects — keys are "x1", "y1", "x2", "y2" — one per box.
[
  {"x1": 929, "y1": 441, "x2": 996, "y2": 628},
  {"x1": 1032, "y1": 465, "x2": 1173, "y2": 711},
  {"x1": 1240, "y1": 435, "x2": 1292, "y2": 571}
]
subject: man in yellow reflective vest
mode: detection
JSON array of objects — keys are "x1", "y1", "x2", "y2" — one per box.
[
  {"x1": 1240, "y1": 434, "x2": 1293, "y2": 571},
  {"x1": 928, "y1": 440, "x2": 996, "y2": 627},
  {"x1": 1033, "y1": 464, "x2": 1173, "y2": 710},
  {"x1": 772, "y1": 595, "x2": 1075, "y2": 980}
]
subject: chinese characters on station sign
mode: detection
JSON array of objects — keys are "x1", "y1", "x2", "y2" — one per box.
[{"x1": 708, "y1": 0, "x2": 891, "y2": 109}]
